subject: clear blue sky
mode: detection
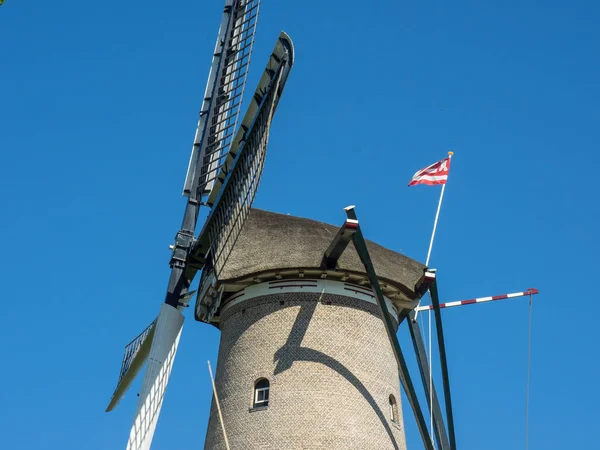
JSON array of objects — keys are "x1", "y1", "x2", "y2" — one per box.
[{"x1": 1, "y1": 1, "x2": 598, "y2": 449}]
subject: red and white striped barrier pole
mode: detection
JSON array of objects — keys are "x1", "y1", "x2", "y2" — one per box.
[{"x1": 415, "y1": 288, "x2": 539, "y2": 312}]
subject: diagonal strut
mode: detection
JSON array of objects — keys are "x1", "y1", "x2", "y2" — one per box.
[{"x1": 345, "y1": 207, "x2": 435, "y2": 450}]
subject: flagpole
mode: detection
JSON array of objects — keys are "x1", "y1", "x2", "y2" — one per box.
[{"x1": 414, "y1": 151, "x2": 453, "y2": 321}]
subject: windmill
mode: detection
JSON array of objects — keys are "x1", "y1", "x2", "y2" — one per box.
[
  {"x1": 106, "y1": 2, "x2": 538, "y2": 449},
  {"x1": 105, "y1": 1, "x2": 295, "y2": 448}
]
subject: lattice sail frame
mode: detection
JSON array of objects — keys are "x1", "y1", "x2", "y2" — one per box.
[
  {"x1": 210, "y1": 69, "x2": 282, "y2": 275},
  {"x1": 193, "y1": 33, "x2": 295, "y2": 321},
  {"x1": 183, "y1": 0, "x2": 260, "y2": 199},
  {"x1": 118, "y1": 321, "x2": 155, "y2": 383},
  {"x1": 106, "y1": 320, "x2": 156, "y2": 412}
]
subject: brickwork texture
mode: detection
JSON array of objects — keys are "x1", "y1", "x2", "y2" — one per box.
[{"x1": 204, "y1": 291, "x2": 407, "y2": 449}]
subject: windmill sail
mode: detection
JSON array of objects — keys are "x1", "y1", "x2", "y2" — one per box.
[
  {"x1": 106, "y1": 320, "x2": 157, "y2": 412},
  {"x1": 107, "y1": 0, "x2": 261, "y2": 417},
  {"x1": 126, "y1": 304, "x2": 184, "y2": 450},
  {"x1": 183, "y1": 0, "x2": 260, "y2": 199},
  {"x1": 106, "y1": 0, "x2": 295, "y2": 446},
  {"x1": 194, "y1": 32, "x2": 295, "y2": 321},
  {"x1": 121, "y1": 34, "x2": 293, "y2": 446}
]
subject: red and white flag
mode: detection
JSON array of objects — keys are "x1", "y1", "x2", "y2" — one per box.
[{"x1": 408, "y1": 157, "x2": 451, "y2": 187}]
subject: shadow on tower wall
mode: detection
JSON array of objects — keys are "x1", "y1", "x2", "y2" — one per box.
[{"x1": 273, "y1": 298, "x2": 401, "y2": 450}]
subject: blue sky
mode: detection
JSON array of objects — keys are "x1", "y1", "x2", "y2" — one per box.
[{"x1": 1, "y1": 0, "x2": 599, "y2": 449}]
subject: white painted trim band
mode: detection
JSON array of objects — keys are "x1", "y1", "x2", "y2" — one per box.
[{"x1": 220, "y1": 279, "x2": 399, "y2": 321}]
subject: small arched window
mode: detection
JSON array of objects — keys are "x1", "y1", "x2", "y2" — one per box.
[
  {"x1": 389, "y1": 394, "x2": 399, "y2": 423},
  {"x1": 253, "y1": 378, "x2": 270, "y2": 408}
]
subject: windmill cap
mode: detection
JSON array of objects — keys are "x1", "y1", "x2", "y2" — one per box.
[{"x1": 215, "y1": 208, "x2": 427, "y2": 299}]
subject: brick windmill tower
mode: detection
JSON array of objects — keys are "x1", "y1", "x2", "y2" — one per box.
[{"x1": 200, "y1": 208, "x2": 429, "y2": 449}]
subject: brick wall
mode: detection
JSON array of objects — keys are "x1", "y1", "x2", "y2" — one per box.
[{"x1": 204, "y1": 291, "x2": 407, "y2": 450}]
